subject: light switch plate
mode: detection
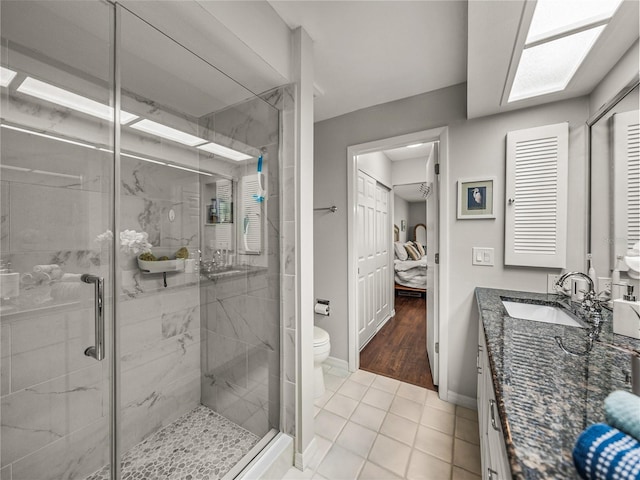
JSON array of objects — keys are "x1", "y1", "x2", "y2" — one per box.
[{"x1": 472, "y1": 247, "x2": 494, "y2": 266}]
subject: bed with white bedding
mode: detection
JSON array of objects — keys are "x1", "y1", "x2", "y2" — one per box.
[
  {"x1": 394, "y1": 256, "x2": 427, "y2": 290},
  {"x1": 392, "y1": 227, "x2": 427, "y2": 294}
]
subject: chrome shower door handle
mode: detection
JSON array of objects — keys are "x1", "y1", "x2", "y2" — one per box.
[{"x1": 82, "y1": 274, "x2": 105, "y2": 361}]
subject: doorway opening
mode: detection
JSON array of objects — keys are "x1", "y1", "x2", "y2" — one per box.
[
  {"x1": 346, "y1": 128, "x2": 449, "y2": 398},
  {"x1": 360, "y1": 171, "x2": 435, "y2": 389}
]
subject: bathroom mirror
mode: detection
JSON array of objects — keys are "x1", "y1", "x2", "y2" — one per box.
[{"x1": 590, "y1": 81, "x2": 639, "y2": 281}]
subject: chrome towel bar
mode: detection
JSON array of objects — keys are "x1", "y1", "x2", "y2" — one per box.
[{"x1": 314, "y1": 206, "x2": 337, "y2": 213}]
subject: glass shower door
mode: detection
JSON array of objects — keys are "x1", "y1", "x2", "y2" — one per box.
[{"x1": 0, "y1": 2, "x2": 115, "y2": 479}]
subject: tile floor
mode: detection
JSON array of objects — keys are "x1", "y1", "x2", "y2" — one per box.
[
  {"x1": 283, "y1": 368, "x2": 481, "y2": 480},
  {"x1": 85, "y1": 405, "x2": 259, "y2": 480}
]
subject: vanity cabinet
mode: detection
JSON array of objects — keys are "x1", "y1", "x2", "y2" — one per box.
[{"x1": 477, "y1": 321, "x2": 511, "y2": 480}]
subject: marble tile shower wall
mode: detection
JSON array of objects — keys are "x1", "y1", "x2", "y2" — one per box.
[
  {"x1": 118, "y1": 158, "x2": 202, "y2": 453},
  {"x1": 119, "y1": 157, "x2": 200, "y2": 294},
  {"x1": 201, "y1": 272, "x2": 278, "y2": 438},
  {"x1": 199, "y1": 86, "x2": 296, "y2": 439},
  {"x1": 1, "y1": 79, "x2": 296, "y2": 480},
  {"x1": 119, "y1": 286, "x2": 201, "y2": 453},
  {"x1": 0, "y1": 148, "x2": 202, "y2": 480},
  {"x1": 1, "y1": 114, "x2": 113, "y2": 479}
]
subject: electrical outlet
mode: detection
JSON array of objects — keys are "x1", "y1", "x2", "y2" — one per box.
[
  {"x1": 598, "y1": 277, "x2": 612, "y2": 295},
  {"x1": 547, "y1": 274, "x2": 571, "y2": 294}
]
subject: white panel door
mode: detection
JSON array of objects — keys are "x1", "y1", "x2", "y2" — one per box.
[
  {"x1": 375, "y1": 183, "x2": 390, "y2": 326},
  {"x1": 357, "y1": 171, "x2": 375, "y2": 347},
  {"x1": 426, "y1": 152, "x2": 439, "y2": 385}
]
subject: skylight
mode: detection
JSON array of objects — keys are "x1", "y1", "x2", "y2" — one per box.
[
  {"x1": 508, "y1": 0, "x2": 622, "y2": 102},
  {"x1": 526, "y1": 0, "x2": 622, "y2": 43},
  {"x1": 510, "y1": 26, "x2": 605, "y2": 102}
]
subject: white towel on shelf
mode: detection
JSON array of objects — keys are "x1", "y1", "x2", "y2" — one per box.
[{"x1": 33, "y1": 264, "x2": 63, "y2": 281}]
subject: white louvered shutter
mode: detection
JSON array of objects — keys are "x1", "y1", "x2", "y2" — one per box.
[
  {"x1": 613, "y1": 110, "x2": 640, "y2": 262},
  {"x1": 505, "y1": 123, "x2": 568, "y2": 267},
  {"x1": 239, "y1": 174, "x2": 262, "y2": 254}
]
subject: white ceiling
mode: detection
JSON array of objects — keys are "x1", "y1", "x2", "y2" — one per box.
[
  {"x1": 267, "y1": 0, "x2": 637, "y2": 122},
  {"x1": 383, "y1": 142, "x2": 433, "y2": 162},
  {"x1": 268, "y1": 1, "x2": 468, "y2": 122}
]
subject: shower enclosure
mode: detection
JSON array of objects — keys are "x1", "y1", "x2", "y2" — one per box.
[{"x1": 0, "y1": 2, "x2": 283, "y2": 479}]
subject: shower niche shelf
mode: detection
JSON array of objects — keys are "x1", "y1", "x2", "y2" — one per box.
[{"x1": 203, "y1": 179, "x2": 234, "y2": 226}]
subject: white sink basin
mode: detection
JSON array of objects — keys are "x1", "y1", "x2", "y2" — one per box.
[{"x1": 502, "y1": 300, "x2": 585, "y2": 328}]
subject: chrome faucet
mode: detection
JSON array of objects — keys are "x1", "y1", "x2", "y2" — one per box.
[
  {"x1": 555, "y1": 271, "x2": 602, "y2": 318},
  {"x1": 555, "y1": 271, "x2": 594, "y2": 296},
  {"x1": 554, "y1": 271, "x2": 604, "y2": 356}
]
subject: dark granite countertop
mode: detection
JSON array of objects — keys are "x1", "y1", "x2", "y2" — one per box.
[{"x1": 475, "y1": 287, "x2": 640, "y2": 480}]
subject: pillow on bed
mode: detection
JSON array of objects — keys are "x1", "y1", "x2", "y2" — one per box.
[
  {"x1": 404, "y1": 242, "x2": 420, "y2": 260},
  {"x1": 394, "y1": 242, "x2": 408, "y2": 261},
  {"x1": 413, "y1": 242, "x2": 425, "y2": 257}
]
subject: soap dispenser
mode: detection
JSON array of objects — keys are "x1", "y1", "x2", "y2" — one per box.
[{"x1": 613, "y1": 285, "x2": 640, "y2": 339}]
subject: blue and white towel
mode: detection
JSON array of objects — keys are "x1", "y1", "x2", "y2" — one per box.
[
  {"x1": 573, "y1": 423, "x2": 640, "y2": 479},
  {"x1": 606, "y1": 391, "x2": 640, "y2": 442}
]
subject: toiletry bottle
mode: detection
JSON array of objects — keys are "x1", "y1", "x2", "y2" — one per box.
[
  {"x1": 613, "y1": 285, "x2": 640, "y2": 339},
  {"x1": 588, "y1": 254, "x2": 597, "y2": 291},
  {"x1": 612, "y1": 255, "x2": 626, "y2": 300}
]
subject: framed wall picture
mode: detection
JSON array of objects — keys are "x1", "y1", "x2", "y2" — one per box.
[{"x1": 457, "y1": 177, "x2": 496, "y2": 219}]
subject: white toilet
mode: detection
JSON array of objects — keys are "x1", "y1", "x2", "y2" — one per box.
[{"x1": 313, "y1": 326, "x2": 331, "y2": 398}]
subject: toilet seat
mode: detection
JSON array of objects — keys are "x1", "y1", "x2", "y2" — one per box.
[{"x1": 314, "y1": 326, "x2": 330, "y2": 346}]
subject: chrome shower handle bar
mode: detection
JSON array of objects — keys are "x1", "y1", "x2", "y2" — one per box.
[{"x1": 82, "y1": 274, "x2": 105, "y2": 361}]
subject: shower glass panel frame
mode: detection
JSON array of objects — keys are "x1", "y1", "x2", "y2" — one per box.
[{"x1": 1, "y1": 2, "x2": 282, "y2": 479}]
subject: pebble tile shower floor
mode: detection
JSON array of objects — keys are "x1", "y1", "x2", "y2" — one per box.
[{"x1": 85, "y1": 405, "x2": 260, "y2": 480}]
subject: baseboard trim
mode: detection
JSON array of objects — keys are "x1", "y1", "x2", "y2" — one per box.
[
  {"x1": 324, "y1": 356, "x2": 349, "y2": 372},
  {"x1": 294, "y1": 436, "x2": 317, "y2": 471},
  {"x1": 447, "y1": 391, "x2": 477, "y2": 410},
  {"x1": 376, "y1": 314, "x2": 392, "y2": 333}
]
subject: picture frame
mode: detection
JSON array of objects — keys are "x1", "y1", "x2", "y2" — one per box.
[{"x1": 457, "y1": 177, "x2": 496, "y2": 219}]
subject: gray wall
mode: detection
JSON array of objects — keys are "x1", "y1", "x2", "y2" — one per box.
[
  {"x1": 314, "y1": 83, "x2": 590, "y2": 400},
  {"x1": 408, "y1": 202, "x2": 427, "y2": 240},
  {"x1": 314, "y1": 84, "x2": 467, "y2": 365},
  {"x1": 393, "y1": 195, "x2": 409, "y2": 243}
]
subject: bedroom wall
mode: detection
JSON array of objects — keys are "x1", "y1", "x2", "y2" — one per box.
[
  {"x1": 393, "y1": 194, "x2": 409, "y2": 243},
  {"x1": 314, "y1": 82, "x2": 590, "y2": 401},
  {"x1": 408, "y1": 202, "x2": 426, "y2": 241}
]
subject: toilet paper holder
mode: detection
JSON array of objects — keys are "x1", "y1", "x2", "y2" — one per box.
[{"x1": 315, "y1": 299, "x2": 330, "y2": 316}]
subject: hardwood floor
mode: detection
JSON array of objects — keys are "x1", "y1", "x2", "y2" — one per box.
[{"x1": 359, "y1": 295, "x2": 436, "y2": 391}]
